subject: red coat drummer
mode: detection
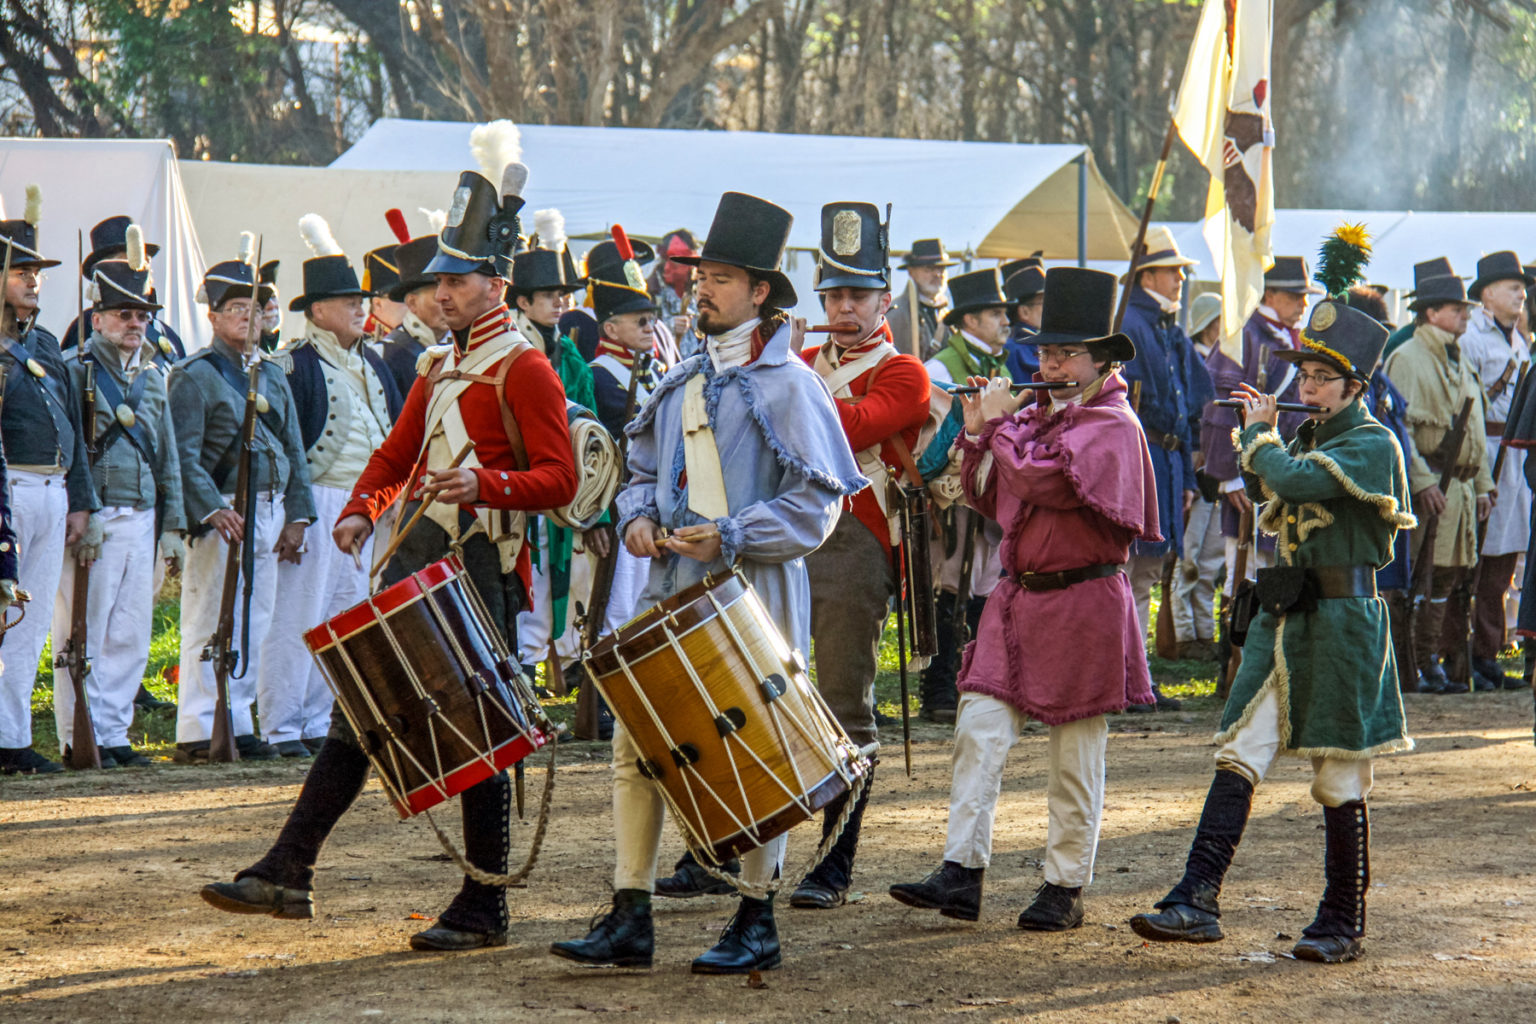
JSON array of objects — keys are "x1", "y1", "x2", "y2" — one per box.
[
  {"x1": 889, "y1": 267, "x2": 1159, "y2": 931},
  {"x1": 200, "y1": 158, "x2": 577, "y2": 953}
]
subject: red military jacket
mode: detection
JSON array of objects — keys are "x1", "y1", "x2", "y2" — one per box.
[
  {"x1": 799, "y1": 321, "x2": 930, "y2": 551},
  {"x1": 342, "y1": 303, "x2": 578, "y2": 595}
]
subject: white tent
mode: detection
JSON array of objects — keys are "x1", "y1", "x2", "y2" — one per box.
[{"x1": 0, "y1": 139, "x2": 205, "y2": 347}]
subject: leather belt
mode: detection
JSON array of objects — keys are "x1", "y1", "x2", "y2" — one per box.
[
  {"x1": 1424, "y1": 458, "x2": 1478, "y2": 482},
  {"x1": 1308, "y1": 565, "x2": 1377, "y2": 599},
  {"x1": 1142, "y1": 427, "x2": 1182, "y2": 452},
  {"x1": 1486, "y1": 421, "x2": 1505, "y2": 438},
  {"x1": 1016, "y1": 562, "x2": 1121, "y2": 592}
]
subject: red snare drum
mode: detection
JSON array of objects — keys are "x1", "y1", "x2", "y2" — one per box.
[{"x1": 304, "y1": 555, "x2": 549, "y2": 817}]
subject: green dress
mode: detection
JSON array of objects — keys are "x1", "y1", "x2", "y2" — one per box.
[{"x1": 1220, "y1": 399, "x2": 1416, "y2": 759}]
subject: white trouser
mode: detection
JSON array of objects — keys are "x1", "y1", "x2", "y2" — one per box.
[
  {"x1": 603, "y1": 545, "x2": 649, "y2": 636},
  {"x1": 935, "y1": 508, "x2": 1004, "y2": 600},
  {"x1": 51, "y1": 507, "x2": 155, "y2": 749},
  {"x1": 1173, "y1": 497, "x2": 1226, "y2": 643},
  {"x1": 256, "y1": 485, "x2": 370, "y2": 744},
  {"x1": 1128, "y1": 552, "x2": 1165, "y2": 642},
  {"x1": 943, "y1": 693, "x2": 1108, "y2": 889},
  {"x1": 0, "y1": 470, "x2": 69, "y2": 748},
  {"x1": 515, "y1": 529, "x2": 584, "y2": 667},
  {"x1": 610, "y1": 719, "x2": 786, "y2": 892},
  {"x1": 176, "y1": 494, "x2": 284, "y2": 743},
  {"x1": 1215, "y1": 687, "x2": 1373, "y2": 807},
  {"x1": 1224, "y1": 534, "x2": 1272, "y2": 589}
]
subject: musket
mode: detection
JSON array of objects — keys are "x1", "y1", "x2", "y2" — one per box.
[
  {"x1": 951, "y1": 507, "x2": 979, "y2": 645},
  {"x1": 893, "y1": 487, "x2": 932, "y2": 777},
  {"x1": 1405, "y1": 396, "x2": 1475, "y2": 688},
  {"x1": 202, "y1": 236, "x2": 266, "y2": 763},
  {"x1": 59, "y1": 230, "x2": 100, "y2": 769}
]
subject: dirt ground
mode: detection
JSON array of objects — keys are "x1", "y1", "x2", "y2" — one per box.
[{"x1": 2, "y1": 690, "x2": 1534, "y2": 1024}]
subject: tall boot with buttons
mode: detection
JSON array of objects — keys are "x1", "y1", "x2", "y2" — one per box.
[
  {"x1": 920, "y1": 591, "x2": 959, "y2": 722},
  {"x1": 1130, "y1": 769, "x2": 1254, "y2": 942},
  {"x1": 1292, "y1": 801, "x2": 1369, "y2": 963},
  {"x1": 410, "y1": 770, "x2": 512, "y2": 951}
]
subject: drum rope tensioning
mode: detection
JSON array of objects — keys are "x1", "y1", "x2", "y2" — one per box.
[{"x1": 424, "y1": 738, "x2": 560, "y2": 889}]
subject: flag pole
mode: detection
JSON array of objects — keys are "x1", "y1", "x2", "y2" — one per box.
[{"x1": 1111, "y1": 116, "x2": 1182, "y2": 332}]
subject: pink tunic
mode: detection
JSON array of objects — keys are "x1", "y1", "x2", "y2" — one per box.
[{"x1": 955, "y1": 372, "x2": 1160, "y2": 724}]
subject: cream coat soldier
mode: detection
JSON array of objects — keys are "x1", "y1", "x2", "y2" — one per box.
[{"x1": 52, "y1": 245, "x2": 185, "y2": 768}]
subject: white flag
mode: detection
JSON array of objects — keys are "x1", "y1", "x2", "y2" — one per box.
[{"x1": 1173, "y1": 0, "x2": 1275, "y2": 360}]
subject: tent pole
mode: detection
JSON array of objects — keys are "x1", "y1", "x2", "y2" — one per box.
[
  {"x1": 1111, "y1": 116, "x2": 1180, "y2": 332},
  {"x1": 1076, "y1": 152, "x2": 1088, "y2": 269}
]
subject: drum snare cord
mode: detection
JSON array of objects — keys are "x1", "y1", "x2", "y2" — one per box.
[{"x1": 422, "y1": 737, "x2": 559, "y2": 888}]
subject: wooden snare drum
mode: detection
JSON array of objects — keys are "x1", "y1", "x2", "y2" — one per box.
[
  {"x1": 304, "y1": 555, "x2": 549, "y2": 818},
  {"x1": 584, "y1": 570, "x2": 868, "y2": 864}
]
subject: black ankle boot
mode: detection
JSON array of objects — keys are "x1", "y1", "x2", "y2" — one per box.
[
  {"x1": 691, "y1": 895, "x2": 781, "y2": 974},
  {"x1": 920, "y1": 593, "x2": 960, "y2": 722},
  {"x1": 430, "y1": 771, "x2": 512, "y2": 943},
  {"x1": 240, "y1": 736, "x2": 372, "y2": 892},
  {"x1": 888, "y1": 860, "x2": 983, "y2": 921},
  {"x1": 791, "y1": 767, "x2": 875, "y2": 909},
  {"x1": 654, "y1": 849, "x2": 739, "y2": 898},
  {"x1": 550, "y1": 889, "x2": 655, "y2": 968},
  {"x1": 1293, "y1": 801, "x2": 1368, "y2": 964},
  {"x1": 1130, "y1": 769, "x2": 1254, "y2": 943}
]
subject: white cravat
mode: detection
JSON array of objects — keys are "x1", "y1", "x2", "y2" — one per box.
[
  {"x1": 1143, "y1": 286, "x2": 1182, "y2": 317},
  {"x1": 707, "y1": 316, "x2": 761, "y2": 371}
]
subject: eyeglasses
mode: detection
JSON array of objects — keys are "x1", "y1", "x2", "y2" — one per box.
[
  {"x1": 107, "y1": 309, "x2": 152, "y2": 324},
  {"x1": 219, "y1": 302, "x2": 254, "y2": 318},
  {"x1": 633, "y1": 315, "x2": 655, "y2": 329},
  {"x1": 1038, "y1": 347, "x2": 1088, "y2": 363},
  {"x1": 8, "y1": 268, "x2": 42, "y2": 284},
  {"x1": 1296, "y1": 371, "x2": 1344, "y2": 386}
]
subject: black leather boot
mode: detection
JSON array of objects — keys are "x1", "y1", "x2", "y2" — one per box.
[
  {"x1": 238, "y1": 737, "x2": 371, "y2": 895},
  {"x1": 888, "y1": 860, "x2": 983, "y2": 921},
  {"x1": 1017, "y1": 882, "x2": 1084, "y2": 931},
  {"x1": 200, "y1": 875, "x2": 314, "y2": 920},
  {"x1": 791, "y1": 766, "x2": 874, "y2": 909},
  {"x1": 414, "y1": 770, "x2": 512, "y2": 951},
  {"x1": 691, "y1": 894, "x2": 781, "y2": 974},
  {"x1": 1293, "y1": 801, "x2": 1368, "y2": 964},
  {"x1": 1130, "y1": 769, "x2": 1254, "y2": 943},
  {"x1": 654, "y1": 849, "x2": 739, "y2": 898},
  {"x1": 920, "y1": 592, "x2": 960, "y2": 722},
  {"x1": 550, "y1": 889, "x2": 655, "y2": 968}
]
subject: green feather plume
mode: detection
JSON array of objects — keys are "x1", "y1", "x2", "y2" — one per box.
[{"x1": 1313, "y1": 223, "x2": 1372, "y2": 298}]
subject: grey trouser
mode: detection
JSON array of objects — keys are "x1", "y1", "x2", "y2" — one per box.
[{"x1": 806, "y1": 515, "x2": 895, "y2": 748}]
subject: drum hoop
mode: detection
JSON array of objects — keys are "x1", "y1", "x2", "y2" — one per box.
[
  {"x1": 304, "y1": 555, "x2": 466, "y2": 652},
  {"x1": 587, "y1": 570, "x2": 745, "y2": 664}
]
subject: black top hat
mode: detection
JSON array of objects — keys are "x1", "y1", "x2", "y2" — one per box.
[
  {"x1": 592, "y1": 280, "x2": 657, "y2": 323},
  {"x1": 387, "y1": 236, "x2": 439, "y2": 302},
  {"x1": 424, "y1": 170, "x2": 526, "y2": 278},
  {"x1": 1275, "y1": 299, "x2": 1387, "y2": 381},
  {"x1": 899, "y1": 238, "x2": 958, "y2": 269},
  {"x1": 942, "y1": 268, "x2": 1008, "y2": 327},
  {"x1": 585, "y1": 238, "x2": 656, "y2": 284},
  {"x1": 509, "y1": 249, "x2": 579, "y2": 296},
  {"x1": 1001, "y1": 257, "x2": 1046, "y2": 303},
  {"x1": 1264, "y1": 256, "x2": 1323, "y2": 294},
  {"x1": 1407, "y1": 274, "x2": 1472, "y2": 313},
  {"x1": 259, "y1": 260, "x2": 279, "y2": 287},
  {"x1": 814, "y1": 201, "x2": 890, "y2": 291},
  {"x1": 0, "y1": 220, "x2": 60, "y2": 270},
  {"x1": 91, "y1": 258, "x2": 161, "y2": 312},
  {"x1": 200, "y1": 260, "x2": 273, "y2": 308},
  {"x1": 362, "y1": 245, "x2": 401, "y2": 296},
  {"x1": 1468, "y1": 251, "x2": 1534, "y2": 300},
  {"x1": 1024, "y1": 267, "x2": 1134, "y2": 363},
  {"x1": 671, "y1": 192, "x2": 797, "y2": 309},
  {"x1": 288, "y1": 255, "x2": 370, "y2": 312},
  {"x1": 82, "y1": 215, "x2": 160, "y2": 277}
]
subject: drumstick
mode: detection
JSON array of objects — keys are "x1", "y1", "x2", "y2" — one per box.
[
  {"x1": 658, "y1": 526, "x2": 720, "y2": 547},
  {"x1": 371, "y1": 441, "x2": 477, "y2": 580},
  {"x1": 948, "y1": 381, "x2": 1079, "y2": 395},
  {"x1": 806, "y1": 324, "x2": 860, "y2": 334},
  {"x1": 1213, "y1": 399, "x2": 1327, "y2": 414},
  {"x1": 349, "y1": 541, "x2": 364, "y2": 572}
]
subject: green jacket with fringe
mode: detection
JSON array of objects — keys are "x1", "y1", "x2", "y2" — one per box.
[{"x1": 1221, "y1": 398, "x2": 1416, "y2": 759}]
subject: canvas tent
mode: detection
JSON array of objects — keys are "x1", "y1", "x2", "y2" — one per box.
[
  {"x1": 181, "y1": 119, "x2": 1139, "y2": 317},
  {"x1": 0, "y1": 139, "x2": 205, "y2": 346}
]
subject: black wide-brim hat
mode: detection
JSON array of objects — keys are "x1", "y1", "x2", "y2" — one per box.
[
  {"x1": 82, "y1": 215, "x2": 160, "y2": 277},
  {"x1": 92, "y1": 259, "x2": 162, "y2": 312},
  {"x1": 1468, "y1": 250, "x2": 1534, "y2": 300},
  {"x1": 942, "y1": 268, "x2": 1009, "y2": 326},
  {"x1": 899, "y1": 238, "x2": 958, "y2": 269},
  {"x1": 1406, "y1": 256, "x2": 1461, "y2": 294},
  {"x1": 288, "y1": 254, "x2": 370, "y2": 312},
  {"x1": 1001, "y1": 257, "x2": 1045, "y2": 302},
  {"x1": 1406, "y1": 274, "x2": 1473, "y2": 312},
  {"x1": 387, "y1": 236, "x2": 440, "y2": 301},
  {"x1": 671, "y1": 191, "x2": 797, "y2": 308},
  {"x1": 1264, "y1": 255, "x2": 1324, "y2": 295},
  {"x1": 0, "y1": 220, "x2": 61, "y2": 269},
  {"x1": 1273, "y1": 299, "x2": 1387, "y2": 382},
  {"x1": 1024, "y1": 266, "x2": 1135, "y2": 363}
]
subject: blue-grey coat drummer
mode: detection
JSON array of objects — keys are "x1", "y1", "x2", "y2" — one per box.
[{"x1": 1131, "y1": 240, "x2": 1415, "y2": 965}]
